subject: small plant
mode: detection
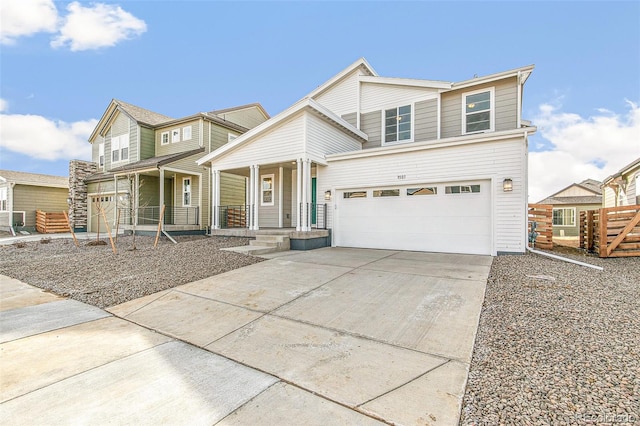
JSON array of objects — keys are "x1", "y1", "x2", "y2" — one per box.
[
  {"x1": 40, "y1": 237, "x2": 52, "y2": 244},
  {"x1": 87, "y1": 240, "x2": 108, "y2": 246},
  {"x1": 13, "y1": 241, "x2": 26, "y2": 248}
]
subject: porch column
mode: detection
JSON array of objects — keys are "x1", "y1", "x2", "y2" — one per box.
[
  {"x1": 253, "y1": 164, "x2": 260, "y2": 230},
  {"x1": 213, "y1": 169, "x2": 221, "y2": 229},
  {"x1": 134, "y1": 173, "x2": 140, "y2": 226},
  {"x1": 159, "y1": 167, "x2": 165, "y2": 220},
  {"x1": 301, "y1": 158, "x2": 311, "y2": 231},
  {"x1": 278, "y1": 166, "x2": 284, "y2": 228},
  {"x1": 245, "y1": 176, "x2": 250, "y2": 229},
  {"x1": 113, "y1": 175, "x2": 118, "y2": 226},
  {"x1": 249, "y1": 165, "x2": 255, "y2": 229},
  {"x1": 306, "y1": 159, "x2": 313, "y2": 230},
  {"x1": 296, "y1": 159, "x2": 302, "y2": 231}
]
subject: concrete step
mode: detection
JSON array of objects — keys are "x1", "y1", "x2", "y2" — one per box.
[
  {"x1": 221, "y1": 245, "x2": 281, "y2": 256},
  {"x1": 250, "y1": 235, "x2": 290, "y2": 250}
]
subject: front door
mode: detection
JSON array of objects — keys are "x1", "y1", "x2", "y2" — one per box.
[{"x1": 311, "y1": 177, "x2": 317, "y2": 225}]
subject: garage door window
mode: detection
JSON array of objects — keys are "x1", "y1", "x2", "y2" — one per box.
[
  {"x1": 344, "y1": 191, "x2": 367, "y2": 199},
  {"x1": 445, "y1": 185, "x2": 480, "y2": 194},
  {"x1": 407, "y1": 187, "x2": 437, "y2": 196},
  {"x1": 373, "y1": 189, "x2": 400, "y2": 197}
]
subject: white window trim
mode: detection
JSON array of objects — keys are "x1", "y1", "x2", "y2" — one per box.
[
  {"x1": 182, "y1": 126, "x2": 192, "y2": 141},
  {"x1": 110, "y1": 134, "x2": 129, "y2": 164},
  {"x1": 261, "y1": 174, "x2": 275, "y2": 206},
  {"x1": 98, "y1": 143, "x2": 105, "y2": 168},
  {"x1": 111, "y1": 135, "x2": 120, "y2": 163},
  {"x1": 120, "y1": 134, "x2": 129, "y2": 161},
  {"x1": 182, "y1": 177, "x2": 192, "y2": 207},
  {"x1": 161, "y1": 131, "x2": 170, "y2": 145},
  {"x1": 381, "y1": 103, "x2": 415, "y2": 146},
  {"x1": 172, "y1": 129, "x2": 181, "y2": 143},
  {"x1": 0, "y1": 187, "x2": 7, "y2": 211},
  {"x1": 552, "y1": 207, "x2": 576, "y2": 227},
  {"x1": 461, "y1": 87, "x2": 495, "y2": 135}
]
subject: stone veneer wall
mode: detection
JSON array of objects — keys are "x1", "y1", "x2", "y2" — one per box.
[{"x1": 69, "y1": 159, "x2": 98, "y2": 231}]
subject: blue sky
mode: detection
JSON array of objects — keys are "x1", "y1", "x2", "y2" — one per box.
[{"x1": 1, "y1": 0, "x2": 639, "y2": 201}]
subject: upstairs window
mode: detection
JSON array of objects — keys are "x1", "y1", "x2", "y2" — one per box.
[
  {"x1": 463, "y1": 88, "x2": 494, "y2": 134},
  {"x1": 384, "y1": 105, "x2": 412, "y2": 143},
  {"x1": 161, "y1": 132, "x2": 169, "y2": 145},
  {"x1": 98, "y1": 143, "x2": 104, "y2": 167},
  {"x1": 111, "y1": 136, "x2": 119, "y2": 162},
  {"x1": 111, "y1": 134, "x2": 129, "y2": 162},
  {"x1": 172, "y1": 129, "x2": 181, "y2": 143},
  {"x1": 182, "y1": 126, "x2": 192, "y2": 140},
  {"x1": 228, "y1": 133, "x2": 237, "y2": 143}
]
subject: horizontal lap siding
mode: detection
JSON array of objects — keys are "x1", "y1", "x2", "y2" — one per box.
[
  {"x1": 341, "y1": 112, "x2": 357, "y2": 127},
  {"x1": 319, "y1": 137, "x2": 527, "y2": 254},
  {"x1": 213, "y1": 114, "x2": 305, "y2": 170},
  {"x1": 92, "y1": 135, "x2": 104, "y2": 171},
  {"x1": 306, "y1": 114, "x2": 362, "y2": 159},
  {"x1": 139, "y1": 127, "x2": 155, "y2": 160},
  {"x1": 220, "y1": 173, "x2": 245, "y2": 206},
  {"x1": 13, "y1": 185, "x2": 68, "y2": 227},
  {"x1": 166, "y1": 154, "x2": 206, "y2": 228},
  {"x1": 129, "y1": 120, "x2": 139, "y2": 162},
  {"x1": 216, "y1": 108, "x2": 267, "y2": 129},
  {"x1": 360, "y1": 83, "x2": 437, "y2": 113},
  {"x1": 441, "y1": 77, "x2": 518, "y2": 139},
  {"x1": 313, "y1": 70, "x2": 361, "y2": 117},
  {"x1": 211, "y1": 125, "x2": 238, "y2": 152},
  {"x1": 257, "y1": 167, "x2": 280, "y2": 228},
  {"x1": 156, "y1": 120, "x2": 201, "y2": 156},
  {"x1": 414, "y1": 99, "x2": 437, "y2": 142},
  {"x1": 361, "y1": 111, "x2": 382, "y2": 149}
]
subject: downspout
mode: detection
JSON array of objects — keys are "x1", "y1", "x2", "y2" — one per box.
[
  {"x1": 526, "y1": 246, "x2": 603, "y2": 271},
  {"x1": 8, "y1": 182, "x2": 16, "y2": 236},
  {"x1": 517, "y1": 71, "x2": 522, "y2": 128}
]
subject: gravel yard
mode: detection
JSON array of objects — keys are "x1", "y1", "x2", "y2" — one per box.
[
  {"x1": 0, "y1": 235, "x2": 262, "y2": 308},
  {"x1": 461, "y1": 250, "x2": 639, "y2": 425}
]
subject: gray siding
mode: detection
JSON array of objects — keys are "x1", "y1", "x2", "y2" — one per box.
[
  {"x1": 215, "y1": 107, "x2": 268, "y2": 129},
  {"x1": 139, "y1": 126, "x2": 155, "y2": 160},
  {"x1": 414, "y1": 99, "x2": 437, "y2": 142},
  {"x1": 13, "y1": 185, "x2": 68, "y2": 227},
  {"x1": 220, "y1": 173, "x2": 246, "y2": 206},
  {"x1": 258, "y1": 167, "x2": 279, "y2": 228},
  {"x1": 441, "y1": 77, "x2": 518, "y2": 139},
  {"x1": 210, "y1": 124, "x2": 234, "y2": 152},
  {"x1": 341, "y1": 112, "x2": 357, "y2": 127},
  {"x1": 156, "y1": 120, "x2": 201, "y2": 156},
  {"x1": 361, "y1": 111, "x2": 382, "y2": 149},
  {"x1": 282, "y1": 168, "x2": 292, "y2": 227}
]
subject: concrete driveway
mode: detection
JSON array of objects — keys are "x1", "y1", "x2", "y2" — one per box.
[{"x1": 0, "y1": 247, "x2": 491, "y2": 425}]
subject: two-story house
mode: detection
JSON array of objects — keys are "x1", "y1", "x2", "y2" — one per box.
[
  {"x1": 75, "y1": 99, "x2": 269, "y2": 233},
  {"x1": 197, "y1": 58, "x2": 536, "y2": 255},
  {"x1": 602, "y1": 157, "x2": 640, "y2": 207}
]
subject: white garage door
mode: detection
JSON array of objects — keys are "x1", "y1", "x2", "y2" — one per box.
[
  {"x1": 336, "y1": 181, "x2": 491, "y2": 255},
  {"x1": 88, "y1": 194, "x2": 116, "y2": 233}
]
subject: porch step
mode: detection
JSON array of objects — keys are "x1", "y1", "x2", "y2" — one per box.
[
  {"x1": 221, "y1": 245, "x2": 283, "y2": 256},
  {"x1": 249, "y1": 234, "x2": 290, "y2": 250}
]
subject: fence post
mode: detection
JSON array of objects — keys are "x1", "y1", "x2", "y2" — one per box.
[
  {"x1": 586, "y1": 210, "x2": 594, "y2": 251},
  {"x1": 598, "y1": 208, "x2": 607, "y2": 257}
]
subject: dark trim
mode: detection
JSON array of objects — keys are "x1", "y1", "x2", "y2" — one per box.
[
  {"x1": 497, "y1": 251, "x2": 524, "y2": 256},
  {"x1": 291, "y1": 230, "x2": 332, "y2": 250}
]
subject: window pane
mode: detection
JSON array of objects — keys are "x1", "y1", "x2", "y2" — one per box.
[
  {"x1": 407, "y1": 187, "x2": 437, "y2": 196},
  {"x1": 121, "y1": 147, "x2": 128, "y2": 160},
  {"x1": 399, "y1": 131, "x2": 411, "y2": 140},
  {"x1": 386, "y1": 117, "x2": 398, "y2": 126},
  {"x1": 398, "y1": 122, "x2": 411, "y2": 132},
  {"x1": 263, "y1": 190, "x2": 272, "y2": 203},
  {"x1": 343, "y1": 191, "x2": 367, "y2": 199},
  {"x1": 385, "y1": 108, "x2": 397, "y2": 119},
  {"x1": 399, "y1": 105, "x2": 411, "y2": 115},
  {"x1": 466, "y1": 92, "x2": 490, "y2": 113},
  {"x1": 112, "y1": 151, "x2": 119, "y2": 162},
  {"x1": 445, "y1": 186, "x2": 460, "y2": 194},
  {"x1": 373, "y1": 189, "x2": 400, "y2": 197}
]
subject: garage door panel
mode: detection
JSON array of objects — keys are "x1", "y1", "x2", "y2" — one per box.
[{"x1": 337, "y1": 181, "x2": 491, "y2": 255}]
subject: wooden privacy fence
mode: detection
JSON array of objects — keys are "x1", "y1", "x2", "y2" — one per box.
[
  {"x1": 580, "y1": 205, "x2": 640, "y2": 257},
  {"x1": 528, "y1": 203, "x2": 553, "y2": 249},
  {"x1": 36, "y1": 210, "x2": 69, "y2": 234}
]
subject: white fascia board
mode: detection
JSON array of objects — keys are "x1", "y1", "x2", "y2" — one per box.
[
  {"x1": 306, "y1": 98, "x2": 368, "y2": 141},
  {"x1": 452, "y1": 65, "x2": 535, "y2": 90},
  {"x1": 306, "y1": 58, "x2": 378, "y2": 99},
  {"x1": 197, "y1": 98, "x2": 310, "y2": 165},
  {"x1": 359, "y1": 76, "x2": 452, "y2": 90},
  {"x1": 326, "y1": 126, "x2": 537, "y2": 162}
]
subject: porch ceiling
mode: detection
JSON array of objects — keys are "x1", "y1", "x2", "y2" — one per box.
[{"x1": 221, "y1": 162, "x2": 320, "y2": 177}]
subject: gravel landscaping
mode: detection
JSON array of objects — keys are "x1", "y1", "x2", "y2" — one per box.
[
  {"x1": 461, "y1": 249, "x2": 639, "y2": 425},
  {"x1": 0, "y1": 235, "x2": 263, "y2": 308}
]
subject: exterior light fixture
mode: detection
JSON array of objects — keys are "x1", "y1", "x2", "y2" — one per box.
[
  {"x1": 324, "y1": 190, "x2": 332, "y2": 201},
  {"x1": 503, "y1": 178, "x2": 513, "y2": 192}
]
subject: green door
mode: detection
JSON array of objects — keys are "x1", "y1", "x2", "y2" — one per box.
[{"x1": 312, "y1": 177, "x2": 317, "y2": 225}]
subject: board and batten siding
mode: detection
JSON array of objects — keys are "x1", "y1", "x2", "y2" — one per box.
[
  {"x1": 360, "y1": 83, "x2": 437, "y2": 113},
  {"x1": 212, "y1": 114, "x2": 305, "y2": 171},
  {"x1": 305, "y1": 114, "x2": 362, "y2": 159},
  {"x1": 156, "y1": 120, "x2": 201, "y2": 156},
  {"x1": 318, "y1": 136, "x2": 528, "y2": 255},
  {"x1": 313, "y1": 69, "x2": 363, "y2": 118},
  {"x1": 441, "y1": 77, "x2": 518, "y2": 139},
  {"x1": 13, "y1": 185, "x2": 68, "y2": 228}
]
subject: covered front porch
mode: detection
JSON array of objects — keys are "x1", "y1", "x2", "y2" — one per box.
[{"x1": 210, "y1": 158, "x2": 329, "y2": 232}]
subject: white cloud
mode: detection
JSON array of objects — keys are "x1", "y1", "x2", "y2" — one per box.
[
  {"x1": 529, "y1": 101, "x2": 640, "y2": 202},
  {"x1": 51, "y1": 2, "x2": 147, "y2": 51},
  {"x1": 0, "y1": 99, "x2": 8, "y2": 113},
  {"x1": 0, "y1": 0, "x2": 58, "y2": 45},
  {"x1": 0, "y1": 111, "x2": 97, "y2": 161}
]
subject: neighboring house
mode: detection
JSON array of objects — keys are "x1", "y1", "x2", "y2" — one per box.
[
  {"x1": 74, "y1": 100, "x2": 269, "y2": 233},
  {"x1": 538, "y1": 179, "x2": 602, "y2": 237},
  {"x1": 197, "y1": 58, "x2": 536, "y2": 255},
  {"x1": 0, "y1": 170, "x2": 69, "y2": 234},
  {"x1": 602, "y1": 157, "x2": 640, "y2": 207}
]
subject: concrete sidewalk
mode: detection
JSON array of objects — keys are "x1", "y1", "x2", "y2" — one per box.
[{"x1": 0, "y1": 248, "x2": 491, "y2": 425}]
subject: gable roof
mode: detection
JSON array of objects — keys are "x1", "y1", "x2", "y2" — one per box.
[
  {"x1": 306, "y1": 57, "x2": 378, "y2": 100},
  {"x1": 0, "y1": 170, "x2": 68, "y2": 188},
  {"x1": 197, "y1": 97, "x2": 367, "y2": 165},
  {"x1": 208, "y1": 103, "x2": 270, "y2": 120},
  {"x1": 602, "y1": 157, "x2": 640, "y2": 185},
  {"x1": 114, "y1": 99, "x2": 174, "y2": 126},
  {"x1": 537, "y1": 178, "x2": 602, "y2": 204}
]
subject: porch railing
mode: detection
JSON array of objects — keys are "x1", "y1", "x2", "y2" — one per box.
[
  {"x1": 215, "y1": 203, "x2": 328, "y2": 229},
  {"x1": 118, "y1": 206, "x2": 199, "y2": 226}
]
